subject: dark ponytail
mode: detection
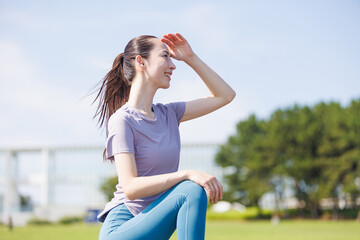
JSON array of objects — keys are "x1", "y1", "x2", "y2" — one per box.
[
  {"x1": 92, "y1": 35, "x2": 157, "y2": 161},
  {"x1": 93, "y1": 53, "x2": 129, "y2": 129}
]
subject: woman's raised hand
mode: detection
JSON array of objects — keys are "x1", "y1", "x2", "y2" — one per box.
[
  {"x1": 186, "y1": 170, "x2": 223, "y2": 204},
  {"x1": 161, "y1": 33, "x2": 195, "y2": 62}
]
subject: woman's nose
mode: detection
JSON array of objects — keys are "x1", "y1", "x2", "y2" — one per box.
[{"x1": 169, "y1": 59, "x2": 176, "y2": 70}]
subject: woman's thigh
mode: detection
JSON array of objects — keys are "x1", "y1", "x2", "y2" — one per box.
[
  {"x1": 100, "y1": 180, "x2": 207, "y2": 240},
  {"x1": 99, "y1": 203, "x2": 134, "y2": 240}
]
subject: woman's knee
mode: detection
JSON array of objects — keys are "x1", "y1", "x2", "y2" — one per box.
[{"x1": 180, "y1": 180, "x2": 207, "y2": 204}]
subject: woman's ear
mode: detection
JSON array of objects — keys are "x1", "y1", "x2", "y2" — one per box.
[{"x1": 135, "y1": 55, "x2": 145, "y2": 71}]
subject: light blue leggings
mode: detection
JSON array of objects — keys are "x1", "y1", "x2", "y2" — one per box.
[{"x1": 98, "y1": 180, "x2": 208, "y2": 240}]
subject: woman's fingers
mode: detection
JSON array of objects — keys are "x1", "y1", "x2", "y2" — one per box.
[
  {"x1": 219, "y1": 181, "x2": 223, "y2": 200},
  {"x1": 163, "y1": 33, "x2": 184, "y2": 47},
  {"x1": 175, "y1": 33, "x2": 186, "y2": 41},
  {"x1": 213, "y1": 179, "x2": 223, "y2": 203},
  {"x1": 205, "y1": 178, "x2": 222, "y2": 204},
  {"x1": 210, "y1": 181, "x2": 218, "y2": 204},
  {"x1": 160, "y1": 37, "x2": 174, "y2": 47},
  {"x1": 166, "y1": 33, "x2": 182, "y2": 43},
  {"x1": 208, "y1": 181, "x2": 217, "y2": 203},
  {"x1": 211, "y1": 179, "x2": 222, "y2": 203},
  {"x1": 187, "y1": 170, "x2": 223, "y2": 204},
  {"x1": 216, "y1": 180, "x2": 223, "y2": 202},
  {"x1": 162, "y1": 34, "x2": 176, "y2": 44}
]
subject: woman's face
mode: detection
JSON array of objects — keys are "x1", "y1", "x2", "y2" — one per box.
[{"x1": 143, "y1": 38, "x2": 176, "y2": 89}]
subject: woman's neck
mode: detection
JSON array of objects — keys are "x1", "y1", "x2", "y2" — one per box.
[{"x1": 127, "y1": 76, "x2": 156, "y2": 116}]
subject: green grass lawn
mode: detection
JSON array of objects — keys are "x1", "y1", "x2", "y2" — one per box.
[{"x1": 1, "y1": 220, "x2": 359, "y2": 240}]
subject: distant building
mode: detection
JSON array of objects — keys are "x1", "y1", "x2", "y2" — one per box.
[{"x1": 0, "y1": 144, "x2": 223, "y2": 225}]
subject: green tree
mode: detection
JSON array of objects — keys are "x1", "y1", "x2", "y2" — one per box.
[
  {"x1": 270, "y1": 105, "x2": 325, "y2": 217},
  {"x1": 100, "y1": 176, "x2": 118, "y2": 201},
  {"x1": 216, "y1": 99, "x2": 360, "y2": 219},
  {"x1": 216, "y1": 115, "x2": 273, "y2": 215}
]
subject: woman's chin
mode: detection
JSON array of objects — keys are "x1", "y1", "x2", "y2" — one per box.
[{"x1": 159, "y1": 83, "x2": 170, "y2": 89}]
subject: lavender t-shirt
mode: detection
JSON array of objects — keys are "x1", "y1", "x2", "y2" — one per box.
[{"x1": 97, "y1": 101, "x2": 186, "y2": 222}]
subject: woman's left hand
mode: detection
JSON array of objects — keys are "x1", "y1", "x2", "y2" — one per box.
[{"x1": 161, "y1": 33, "x2": 195, "y2": 62}]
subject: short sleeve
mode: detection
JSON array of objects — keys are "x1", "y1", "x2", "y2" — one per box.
[
  {"x1": 105, "y1": 117, "x2": 135, "y2": 161},
  {"x1": 165, "y1": 102, "x2": 186, "y2": 123}
]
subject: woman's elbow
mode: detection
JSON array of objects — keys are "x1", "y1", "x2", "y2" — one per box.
[
  {"x1": 126, "y1": 194, "x2": 136, "y2": 201},
  {"x1": 122, "y1": 182, "x2": 137, "y2": 200},
  {"x1": 225, "y1": 89, "x2": 236, "y2": 104},
  {"x1": 123, "y1": 188, "x2": 136, "y2": 200}
]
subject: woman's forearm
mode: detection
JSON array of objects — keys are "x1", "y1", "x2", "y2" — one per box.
[
  {"x1": 124, "y1": 170, "x2": 189, "y2": 200},
  {"x1": 185, "y1": 54, "x2": 236, "y2": 103}
]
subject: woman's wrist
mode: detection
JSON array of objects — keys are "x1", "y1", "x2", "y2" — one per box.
[
  {"x1": 183, "y1": 53, "x2": 198, "y2": 66},
  {"x1": 180, "y1": 169, "x2": 191, "y2": 181}
]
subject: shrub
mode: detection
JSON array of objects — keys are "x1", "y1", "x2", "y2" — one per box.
[
  {"x1": 206, "y1": 207, "x2": 272, "y2": 220},
  {"x1": 100, "y1": 176, "x2": 118, "y2": 201},
  {"x1": 27, "y1": 217, "x2": 53, "y2": 225},
  {"x1": 58, "y1": 216, "x2": 83, "y2": 225}
]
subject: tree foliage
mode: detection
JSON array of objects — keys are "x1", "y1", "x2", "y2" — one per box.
[
  {"x1": 216, "y1": 99, "x2": 360, "y2": 218},
  {"x1": 100, "y1": 176, "x2": 118, "y2": 201}
]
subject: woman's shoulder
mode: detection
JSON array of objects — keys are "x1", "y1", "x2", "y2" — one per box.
[
  {"x1": 108, "y1": 104, "x2": 133, "y2": 125},
  {"x1": 154, "y1": 102, "x2": 186, "y2": 124},
  {"x1": 153, "y1": 102, "x2": 171, "y2": 116},
  {"x1": 155, "y1": 102, "x2": 185, "y2": 112}
]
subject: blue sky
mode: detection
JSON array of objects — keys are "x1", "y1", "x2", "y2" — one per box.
[{"x1": 0, "y1": 0, "x2": 359, "y2": 147}]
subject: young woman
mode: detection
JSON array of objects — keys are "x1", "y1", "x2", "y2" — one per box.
[{"x1": 94, "y1": 33, "x2": 235, "y2": 240}]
